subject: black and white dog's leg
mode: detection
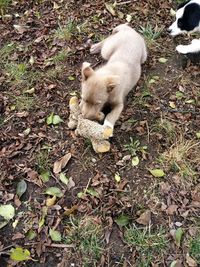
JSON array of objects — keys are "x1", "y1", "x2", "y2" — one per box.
[{"x1": 176, "y1": 39, "x2": 200, "y2": 54}]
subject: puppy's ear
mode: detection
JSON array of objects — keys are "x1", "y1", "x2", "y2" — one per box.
[
  {"x1": 106, "y1": 75, "x2": 119, "y2": 93},
  {"x1": 82, "y1": 62, "x2": 94, "y2": 81}
]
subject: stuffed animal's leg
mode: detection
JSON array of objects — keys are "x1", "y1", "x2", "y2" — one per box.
[{"x1": 90, "y1": 40, "x2": 104, "y2": 54}]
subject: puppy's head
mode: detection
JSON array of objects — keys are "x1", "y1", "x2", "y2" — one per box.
[
  {"x1": 80, "y1": 62, "x2": 119, "y2": 122},
  {"x1": 168, "y1": 1, "x2": 200, "y2": 36}
]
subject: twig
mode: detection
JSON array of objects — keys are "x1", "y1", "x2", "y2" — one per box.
[
  {"x1": 44, "y1": 243, "x2": 75, "y2": 248},
  {"x1": 145, "y1": 120, "x2": 150, "y2": 143},
  {"x1": 84, "y1": 175, "x2": 92, "y2": 194},
  {"x1": 116, "y1": 0, "x2": 131, "y2": 5}
]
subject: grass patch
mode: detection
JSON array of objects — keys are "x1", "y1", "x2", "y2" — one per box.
[
  {"x1": 64, "y1": 216, "x2": 104, "y2": 266},
  {"x1": 35, "y1": 148, "x2": 51, "y2": 174},
  {"x1": 5, "y1": 62, "x2": 27, "y2": 82},
  {"x1": 153, "y1": 118, "x2": 176, "y2": 142},
  {"x1": 189, "y1": 235, "x2": 200, "y2": 264},
  {"x1": 139, "y1": 23, "x2": 163, "y2": 45},
  {"x1": 125, "y1": 225, "x2": 168, "y2": 266},
  {"x1": 124, "y1": 137, "x2": 147, "y2": 157},
  {"x1": 0, "y1": 42, "x2": 16, "y2": 63},
  {"x1": 54, "y1": 20, "x2": 89, "y2": 41},
  {"x1": 54, "y1": 20, "x2": 77, "y2": 41},
  {"x1": 0, "y1": 0, "x2": 11, "y2": 12},
  {"x1": 159, "y1": 136, "x2": 200, "y2": 179}
]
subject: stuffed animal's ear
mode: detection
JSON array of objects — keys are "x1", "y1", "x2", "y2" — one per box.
[
  {"x1": 82, "y1": 62, "x2": 94, "y2": 81},
  {"x1": 106, "y1": 75, "x2": 119, "y2": 93}
]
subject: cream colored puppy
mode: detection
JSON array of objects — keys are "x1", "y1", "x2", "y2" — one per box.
[{"x1": 80, "y1": 24, "x2": 147, "y2": 129}]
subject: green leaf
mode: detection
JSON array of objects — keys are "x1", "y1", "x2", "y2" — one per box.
[
  {"x1": 175, "y1": 228, "x2": 184, "y2": 247},
  {"x1": 0, "y1": 204, "x2": 15, "y2": 220},
  {"x1": 170, "y1": 260, "x2": 178, "y2": 267},
  {"x1": 68, "y1": 75, "x2": 75, "y2": 81},
  {"x1": 132, "y1": 156, "x2": 139, "y2": 166},
  {"x1": 176, "y1": 91, "x2": 184, "y2": 99},
  {"x1": 196, "y1": 132, "x2": 200, "y2": 139},
  {"x1": 40, "y1": 170, "x2": 50, "y2": 183},
  {"x1": 59, "y1": 172, "x2": 69, "y2": 185},
  {"x1": 10, "y1": 247, "x2": 31, "y2": 261},
  {"x1": 115, "y1": 214, "x2": 130, "y2": 227},
  {"x1": 47, "y1": 112, "x2": 54, "y2": 125},
  {"x1": 77, "y1": 192, "x2": 85, "y2": 198},
  {"x1": 114, "y1": 173, "x2": 121, "y2": 183},
  {"x1": 16, "y1": 180, "x2": 27, "y2": 199},
  {"x1": 149, "y1": 168, "x2": 165, "y2": 177},
  {"x1": 86, "y1": 188, "x2": 99, "y2": 197},
  {"x1": 49, "y1": 229, "x2": 61, "y2": 242},
  {"x1": 45, "y1": 187, "x2": 63, "y2": 197},
  {"x1": 52, "y1": 115, "x2": 63, "y2": 125},
  {"x1": 158, "y1": 57, "x2": 168, "y2": 64},
  {"x1": 26, "y1": 229, "x2": 36, "y2": 240}
]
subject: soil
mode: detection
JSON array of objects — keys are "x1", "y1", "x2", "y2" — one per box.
[{"x1": 0, "y1": 0, "x2": 200, "y2": 267}]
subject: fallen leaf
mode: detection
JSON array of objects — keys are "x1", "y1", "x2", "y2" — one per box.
[
  {"x1": 59, "y1": 172, "x2": 69, "y2": 185},
  {"x1": 114, "y1": 173, "x2": 121, "y2": 183},
  {"x1": 16, "y1": 180, "x2": 27, "y2": 199},
  {"x1": 46, "y1": 195, "x2": 57, "y2": 207},
  {"x1": 13, "y1": 24, "x2": 27, "y2": 34},
  {"x1": 175, "y1": 228, "x2": 184, "y2": 247},
  {"x1": 169, "y1": 101, "x2": 176, "y2": 109},
  {"x1": 45, "y1": 187, "x2": 63, "y2": 197},
  {"x1": 40, "y1": 170, "x2": 50, "y2": 183},
  {"x1": 105, "y1": 2, "x2": 116, "y2": 16},
  {"x1": 136, "y1": 210, "x2": 151, "y2": 225},
  {"x1": 170, "y1": 8, "x2": 176, "y2": 16},
  {"x1": 0, "y1": 204, "x2": 15, "y2": 220},
  {"x1": 166, "y1": 204, "x2": 178, "y2": 215},
  {"x1": 170, "y1": 260, "x2": 182, "y2": 267},
  {"x1": 26, "y1": 229, "x2": 36, "y2": 240},
  {"x1": 115, "y1": 214, "x2": 130, "y2": 227},
  {"x1": 52, "y1": 115, "x2": 63, "y2": 125},
  {"x1": 186, "y1": 253, "x2": 197, "y2": 267},
  {"x1": 67, "y1": 177, "x2": 75, "y2": 190},
  {"x1": 196, "y1": 132, "x2": 200, "y2": 139},
  {"x1": 63, "y1": 205, "x2": 78, "y2": 216},
  {"x1": 158, "y1": 57, "x2": 168, "y2": 63},
  {"x1": 53, "y1": 153, "x2": 71, "y2": 174},
  {"x1": 126, "y1": 14, "x2": 132, "y2": 22},
  {"x1": 10, "y1": 247, "x2": 31, "y2": 261},
  {"x1": 149, "y1": 168, "x2": 165, "y2": 177},
  {"x1": 132, "y1": 156, "x2": 139, "y2": 166},
  {"x1": 49, "y1": 229, "x2": 61, "y2": 242}
]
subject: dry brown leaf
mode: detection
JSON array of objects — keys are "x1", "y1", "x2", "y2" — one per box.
[
  {"x1": 136, "y1": 210, "x2": 151, "y2": 225},
  {"x1": 186, "y1": 253, "x2": 197, "y2": 267},
  {"x1": 46, "y1": 195, "x2": 57, "y2": 207},
  {"x1": 166, "y1": 204, "x2": 178, "y2": 215},
  {"x1": 63, "y1": 205, "x2": 78, "y2": 216},
  {"x1": 53, "y1": 153, "x2": 71, "y2": 174},
  {"x1": 67, "y1": 177, "x2": 75, "y2": 190}
]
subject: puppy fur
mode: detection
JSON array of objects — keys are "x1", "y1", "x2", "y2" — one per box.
[
  {"x1": 168, "y1": 0, "x2": 200, "y2": 54},
  {"x1": 80, "y1": 24, "x2": 147, "y2": 129}
]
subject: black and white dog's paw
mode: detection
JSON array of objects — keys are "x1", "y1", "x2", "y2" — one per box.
[
  {"x1": 176, "y1": 45, "x2": 189, "y2": 54},
  {"x1": 176, "y1": 39, "x2": 200, "y2": 54}
]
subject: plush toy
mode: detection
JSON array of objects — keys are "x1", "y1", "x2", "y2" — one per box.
[{"x1": 68, "y1": 96, "x2": 113, "y2": 153}]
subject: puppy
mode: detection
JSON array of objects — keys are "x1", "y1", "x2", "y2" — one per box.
[
  {"x1": 80, "y1": 24, "x2": 147, "y2": 130},
  {"x1": 168, "y1": 0, "x2": 200, "y2": 54}
]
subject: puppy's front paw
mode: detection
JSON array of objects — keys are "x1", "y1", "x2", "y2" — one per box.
[
  {"x1": 90, "y1": 44, "x2": 100, "y2": 54},
  {"x1": 176, "y1": 45, "x2": 189, "y2": 54}
]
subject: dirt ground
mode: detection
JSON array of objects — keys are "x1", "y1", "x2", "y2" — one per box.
[{"x1": 0, "y1": 0, "x2": 200, "y2": 266}]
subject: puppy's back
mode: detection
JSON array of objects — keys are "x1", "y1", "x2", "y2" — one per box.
[{"x1": 101, "y1": 24, "x2": 147, "y2": 65}]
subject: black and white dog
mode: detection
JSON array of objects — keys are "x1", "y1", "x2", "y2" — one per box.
[{"x1": 168, "y1": 0, "x2": 200, "y2": 54}]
